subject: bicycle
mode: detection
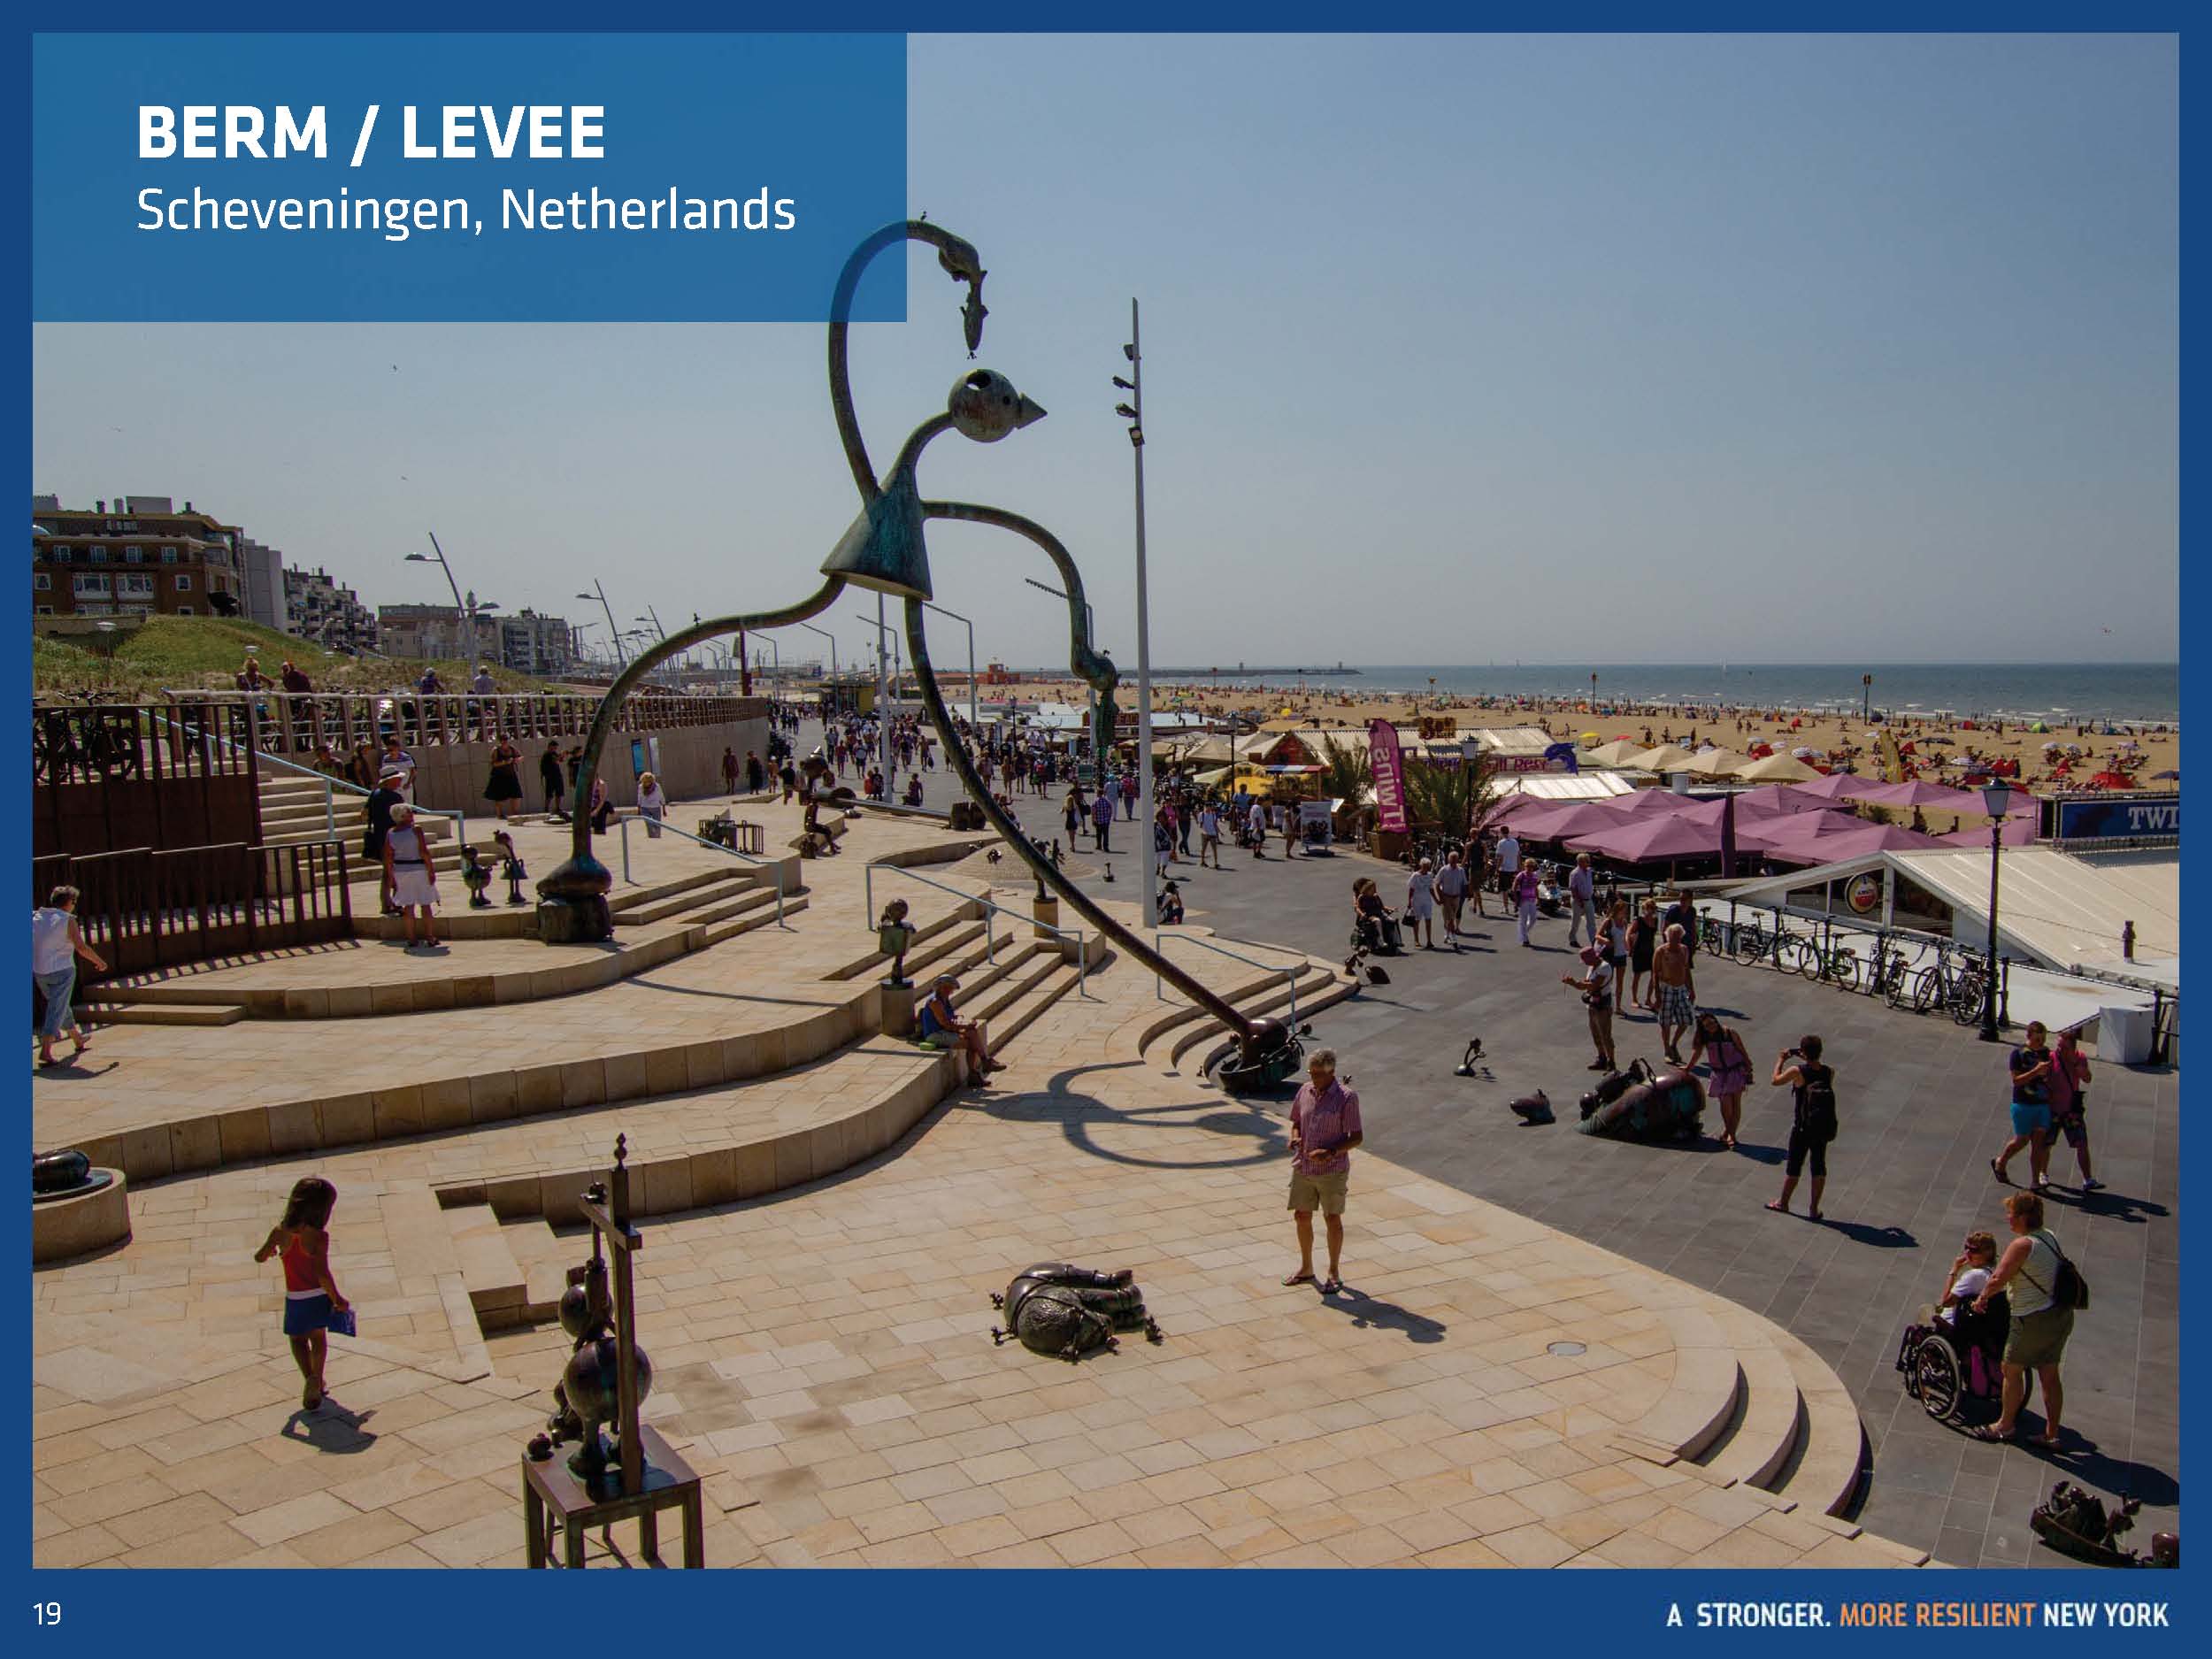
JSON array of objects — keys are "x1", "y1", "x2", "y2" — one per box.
[
  {"x1": 1731, "y1": 910, "x2": 1772, "y2": 966},
  {"x1": 1794, "y1": 933, "x2": 1864, "y2": 992},
  {"x1": 1947, "y1": 952, "x2": 1993, "y2": 1027},
  {"x1": 1870, "y1": 939, "x2": 1917, "y2": 1009}
]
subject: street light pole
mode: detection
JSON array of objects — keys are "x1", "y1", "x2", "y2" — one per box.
[
  {"x1": 1023, "y1": 575, "x2": 1099, "y2": 763},
  {"x1": 1121, "y1": 299, "x2": 1158, "y2": 926},
  {"x1": 577, "y1": 583, "x2": 626, "y2": 669},
  {"x1": 1863, "y1": 673, "x2": 1873, "y2": 724},
  {"x1": 1979, "y1": 781, "x2": 2009, "y2": 1042},
  {"x1": 923, "y1": 603, "x2": 977, "y2": 731},
  {"x1": 798, "y1": 621, "x2": 836, "y2": 713}
]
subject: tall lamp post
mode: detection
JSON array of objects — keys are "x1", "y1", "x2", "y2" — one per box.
[
  {"x1": 1863, "y1": 673, "x2": 1874, "y2": 724},
  {"x1": 798, "y1": 622, "x2": 837, "y2": 716},
  {"x1": 577, "y1": 583, "x2": 626, "y2": 669},
  {"x1": 1978, "y1": 780, "x2": 2011, "y2": 1042},
  {"x1": 923, "y1": 602, "x2": 977, "y2": 730},
  {"x1": 1115, "y1": 299, "x2": 1157, "y2": 926},
  {"x1": 853, "y1": 603, "x2": 893, "y2": 786},
  {"x1": 405, "y1": 533, "x2": 496, "y2": 661}
]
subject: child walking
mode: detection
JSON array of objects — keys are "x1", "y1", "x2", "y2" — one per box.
[{"x1": 255, "y1": 1177, "x2": 349, "y2": 1410}]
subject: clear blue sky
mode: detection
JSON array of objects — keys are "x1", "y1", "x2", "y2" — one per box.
[{"x1": 32, "y1": 33, "x2": 2177, "y2": 672}]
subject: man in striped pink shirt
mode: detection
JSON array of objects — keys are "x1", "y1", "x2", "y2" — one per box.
[{"x1": 1283, "y1": 1048, "x2": 1363, "y2": 1294}]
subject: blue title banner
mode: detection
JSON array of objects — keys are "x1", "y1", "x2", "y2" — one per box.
[
  {"x1": 2047, "y1": 794, "x2": 2180, "y2": 841},
  {"x1": 30, "y1": 32, "x2": 907, "y2": 321}
]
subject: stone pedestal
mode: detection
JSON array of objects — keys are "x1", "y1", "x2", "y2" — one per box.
[
  {"x1": 1033, "y1": 895, "x2": 1061, "y2": 941},
  {"x1": 538, "y1": 896, "x2": 612, "y2": 944},
  {"x1": 33, "y1": 1171, "x2": 130, "y2": 1264},
  {"x1": 879, "y1": 981, "x2": 918, "y2": 1038}
]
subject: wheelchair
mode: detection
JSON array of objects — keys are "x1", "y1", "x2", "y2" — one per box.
[
  {"x1": 1895, "y1": 1293, "x2": 2009, "y2": 1423},
  {"x1": 1352, "y1": 912, "x2": 1404, "y2": 956}
]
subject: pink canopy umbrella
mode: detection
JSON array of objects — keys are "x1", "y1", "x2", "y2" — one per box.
[
  {"x1": 1496, "y1": 798, "x2": 1609, "y2": 838},
  {"x1": 1768, "y1": 820, "x2": 1946, "y2": 863},
  {"x1": 1603, "y1": 787, "x2": 1700, "y2": 818},
  {"x1": 1855, "y1": 779, "x2": 2012, "y2": 814},
  {"x1": 1567, "y1": 814, "x2": 1723, "y2": 864},
  {"x1": 1728, "y1": 782, "x2": 1840, "y2": 817},
  {"x1": 1792, "y1": 770, "x2": 1885, "y2": 802}
]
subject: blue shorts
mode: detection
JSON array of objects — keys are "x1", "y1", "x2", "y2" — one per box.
[
  {"x1": 2009, "y1": 1101, "x2": 2051, "y2": 1139},
  {"x1": 283, "y1": 1293, "x2": 334, "y2": 1336}
]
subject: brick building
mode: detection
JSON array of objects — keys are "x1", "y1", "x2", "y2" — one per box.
[
  {"x1": 285, "y1": 565, "x2": 379, "y2": 653},
  {"x1": 31, "y1": 495, "x2": 243, "y2": 620}
]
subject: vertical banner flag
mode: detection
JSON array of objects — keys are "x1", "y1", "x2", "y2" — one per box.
[{"x1": 1369, "y1": 718, "x2": 1409, "y2": 833}]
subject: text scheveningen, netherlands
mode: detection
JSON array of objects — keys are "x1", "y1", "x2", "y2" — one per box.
[
  {"x1": 131, "y1": 103, "x2": 797, "y2": 243},
  {"x1": 1670, "y1": 1601, "x2": 2173, "y2": 1630}
]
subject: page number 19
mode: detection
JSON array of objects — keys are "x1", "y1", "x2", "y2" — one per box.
[{"x1": 35, "y1": 1603, "x2": 61, "y2": 1627}]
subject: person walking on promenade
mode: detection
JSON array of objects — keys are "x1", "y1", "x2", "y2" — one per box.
[
  {"x1": 1663, "y1": 888, "x2": 1701, "y2": 959},
  {"x1": 382, "y1": 804, "x2": 442, "y2": 950},
  {"x1": 1562, "y1": 945, "x2": 1618, "y2": 1071},
  {"x1": 380, "y1": 733, "x2": 416, "y2": 803},
  {"x1": 254, "y1": 1177, "x2": 350, "y2": 1412},
  {"x1": 1064, "y1": 786, "x2": 1087, "y2": 849},
  {"x1": 540, "y1": 740, "x2": 567, "y2": 818},
  {"x1": 722, "y1": 747, "x2": 740, "y2": 795},
  {"x1": 363, "y1": 772, "x2": 405, "y2": 915},
  {"x1": 32, "y1": 886, "x2": 106, "y2": 1068},
  {"x1": 1991, "y1": 1020, "x2": 2055, "y2": 1192},
  {"x1": 1970, "y1": 1189, "x2": 2077, "y2": 1448},
  {"x1": 1630, "y1": 896, "x2": 1663, "y2": 1010},
  {"x1": 1461, "y1": 831, "x2": 1490, "y2": 918},
  {"x1": 1494, "y1": 827, "x2": 1522, "y2": 902},
  {"x1": 745, "y1": 750, "x2": 764, "y2": 794},
  {"x1": 1436, "y1": 849, "x2": 1469, "y2": 937},
  {"x1": 485, "y1": 734, "x2": 523, "y2": 822},
  {"x1": 1197, "y1": 800, "x2": 1223, "y2": 868},
  {"x1": 1404, "y1": 858, "x2": 1438, "y2": 949},
  {"x1": 637, "y1": 772, "x2": 666, "y2": 839},
  {"x1": 1092, "y1": 787, "x2": 1116, "y2": 852},
  {"x1": 1651, "y1": 924, "x2": 1696, "y2": 1063},
  {"x1": 1282, "y1": 1048, "x2": 1363, "y2": 1294},
  {"x1": 1566, "y1": 853, "x2": 1597, "y2": 948},
  {"x1": 2048, "y1": 1025, "x2": 2101, "y2": 1191},
  {"x1": 1601, "y1": 899, "x2": 1633, "y2": 1001},
  {"x1": 1514, "y1": 859, "x2": 1540, "y2": 947},
  {"x1": 1766, "y1": 1034, "x2": 1837, "y2": 1221},
  {"x1": 1121, "y1": 771, "x2": 1139, "y2": 820},
  {"x1": 1686, "y1": 1010, "x2": 1750, "y2": 1148}
]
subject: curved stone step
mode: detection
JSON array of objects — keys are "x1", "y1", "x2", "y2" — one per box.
[
  {"x1": 1178, "y1": 965, "x2": 1360, "y2": 1077},
  {"x1": 1695, "y1": 1338, "x2": 1805, "y2": 1491},
  {"x1": 984, "y1": 960, "x2": 1088, "y2": 1057},
  {"x1": 1616, "y1": 1301, "x2": 1746, "y2": 1462},
  {"x1": 1759, "y1": 1328, "x2": 1870, "y2": 1517}
]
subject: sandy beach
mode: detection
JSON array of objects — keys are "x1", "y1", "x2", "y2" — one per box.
[{"x1": 989, "y1": 677, "x2": 2180, "y2": 795}]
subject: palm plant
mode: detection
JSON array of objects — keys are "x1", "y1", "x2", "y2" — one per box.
[
  {"x1": 1401, "y1": 749, "x2": 1504, "y2": 840},
  {"x1": 1316, "y1": 733, "x2": 1371, "y2": 805}
]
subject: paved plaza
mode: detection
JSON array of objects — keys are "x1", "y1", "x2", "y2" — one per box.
[
  {"x1": 956, "y1": 755, "x2": 2180, "y2": 1570},
  {"x1": 27, "y1": 739, "x2": 2175, "y2": 1570}
]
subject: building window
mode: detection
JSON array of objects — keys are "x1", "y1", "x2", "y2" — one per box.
[
  {"x1": 173, "y1": 573, "x2": 194, "y2": 592},
  {"x1": 78, "y1": 602, "x2": 114, "y2": 616},
  {"x1": 125, "y1": 547, "x2": 144, "y2": 564},
  {"x1": 160, "y1": 546, "x2": 178, "y2": 563},
  {"x1": 73, "y1": 572, "x2": 111, "y2": 596},
  {"x1": 35, "y1": 604, "x2": 54, "y2": 616},
  {"x1": 119, "y1": 602, "x2": 152, "y2": 617},
  {"x1": 50, "y1": 548, "x2": 71, "y2": 564},
  {"x1": 174, "y1": 605, "x2": 194, "y2": 617},
  {"x1": 88, "y1": 544, "x2": 108, "y2": 562},
  {"x1": 119, "y1": 572, "x2": 154, "y2": 597},
  {"x1": 33, "y1": 572, "x2": 50, "y2": 591}
]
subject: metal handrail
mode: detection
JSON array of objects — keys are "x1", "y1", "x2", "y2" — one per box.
[
  {"x1": 864, "y1": 861, "x2": 1090, "y2": 999},
  {"x1": 616, "y1": 812, "x2": 787, "y2": 927},
  {"x1": 150, "y1": 709, "x2": 466, "y2": 846},
  {"x1": 1149, "y1": 929, "x2": 1303, "y2": 1029}
]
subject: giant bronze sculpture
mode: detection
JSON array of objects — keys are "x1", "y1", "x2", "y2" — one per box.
[{"x1": 537, "y1": 220, "x2": 1298, "y2": 1086}]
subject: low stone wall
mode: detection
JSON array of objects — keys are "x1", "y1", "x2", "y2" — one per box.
[{"x1": 405, "y1": 716, "x2": 769, "y2": 816}]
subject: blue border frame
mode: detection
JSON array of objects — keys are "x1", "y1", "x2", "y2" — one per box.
[{"x1": 12, "y1": 8, "x2": 2192, "y2": 1647}]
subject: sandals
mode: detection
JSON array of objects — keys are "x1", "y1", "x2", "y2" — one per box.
[
  {"x1": 1319, "y1": 1277, "x2": 1341, "y2": 1295},
  {"x1": 1990, "y1": 1158, "x2": 2010, "y2": 1185},
  {"x1": 1970, "y1": 1425, "x2": 2016, "y2": 1443},
  {"x1": 1763, "y1": 1200, "x2": 1789, "y2": 1214},
  {"x1": 1281, "y1": 1271, "x2": 1315, "y2": 1287}
]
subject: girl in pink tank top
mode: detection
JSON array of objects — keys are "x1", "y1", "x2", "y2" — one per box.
[{"x1": 255, "y1": 1177, "x2": 349, "y2": 1411}]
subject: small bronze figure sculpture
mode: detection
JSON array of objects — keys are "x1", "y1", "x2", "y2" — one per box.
[
  {"x1": 2032, "y1": 1481, "x2": 2177, "y2": 1568},
  {"x1": 989, "y1": 1263, "x2": 1160, "y2": 1362},
  {"x1": 495, "y1": 831, "x2": 528, "y2": 905},
  {"x1": 462, "y1": 843, "x2": 495, "y2": 909},
  {"x1": 877, "y1": 899, "x2": 917, "y2": 987}
]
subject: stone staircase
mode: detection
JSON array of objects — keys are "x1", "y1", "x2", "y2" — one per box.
[
  {"x1": 1606, "y1": 1279, "x2": 1891, "y2": 1540},
  {"x1": 1135, "y1": 950, "x2": 1357, "y2": 1078}
]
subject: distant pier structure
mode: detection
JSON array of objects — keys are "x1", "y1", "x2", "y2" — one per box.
[{"x1": 1148, "y1": 662, "x2": 1363, "y2": 678}]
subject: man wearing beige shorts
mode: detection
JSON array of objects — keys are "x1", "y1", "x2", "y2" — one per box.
[{"x1": 1283, "y1": 1048, "x2": 1363, "y2": 1294}]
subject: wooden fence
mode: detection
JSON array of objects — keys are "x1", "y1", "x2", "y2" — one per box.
[
  {"x1": 31, "y1": 699, "x2": 262, "y2": 857},
  {"x1": 30, "y1": 838, "x2": 352, "y2": 983}
]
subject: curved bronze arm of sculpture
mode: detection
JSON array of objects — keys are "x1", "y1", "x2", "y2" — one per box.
[
  {"x1": 830, "y1": 220, "x2": 987, "y2": 502},
  {"x1": 537, "y1": 576, "x2": 845, "y2": 910},
  {"x1": 901, "y1": 595, "x2": 1260, "y2": 1054}
]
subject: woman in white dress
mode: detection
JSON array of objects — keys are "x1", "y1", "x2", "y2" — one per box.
[
  {"x1": 637, "y1": 772, "x2": 666, "y2": 839},
  {"x1": 1404, "y1": 857, "x2": 1439, "y2": 949},
  {"x1": 381, "y1": 804, "x2": 441, "y2": 949}
]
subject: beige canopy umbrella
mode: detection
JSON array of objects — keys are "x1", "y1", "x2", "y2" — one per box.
[
  {"x1": 1627, "y1": 742, "x2": 1696, "y2": 772},
  {"x1": 1582, "y1": 738, "x2": 1647, "y2": 767},
  {"x1": 1686, "y1": 748, "x2": 1753, "y2": 779},
  {"x1": 1734, "y1": 751, "x2": 1820, "y2": 782}
]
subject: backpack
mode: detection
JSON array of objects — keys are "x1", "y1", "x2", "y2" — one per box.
[
  {"x1": 2024, "y1": 1230, "x2": 2091, "y2": 1311},
  {"x1": 1795, "y1": 1065, "x2": 1839, "y2": 1144}
]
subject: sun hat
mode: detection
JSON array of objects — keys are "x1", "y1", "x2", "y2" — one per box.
[{"x1": 1578, "y1": 945, "x2": 1601, "y2": 964}]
